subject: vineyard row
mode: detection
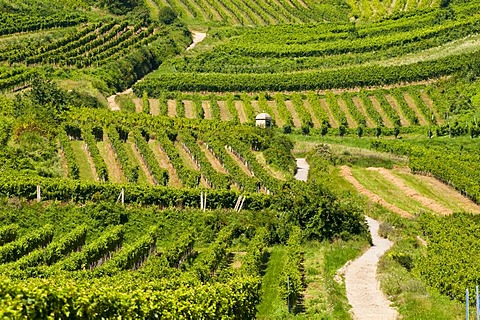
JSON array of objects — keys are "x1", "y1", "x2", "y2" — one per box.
[{"x1": 126, "y1": 86, "x2": 444, "y2": 129}]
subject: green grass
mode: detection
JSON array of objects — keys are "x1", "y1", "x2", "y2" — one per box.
[
  {"x1": 379, "y1": 238, "x2": 465, "y2": 319},
  {"x1": 257, "y1": 246, "x2": 288, "y2": 319},
  {"x1": 123, "y1": 142, "x2": 151, "y2": 185},
  {"x1": 294, "y1": 239, "x2": 368, "y2": 319},
  {"x1": 351, "y1": 167, "x2": 432, "y2": 214},
  {"x1": 70, "y1": 140, "x2": 96, "y2": 182},
  {"x1": 257, "y1": 240, "x2": 368, "y2": 319},
  {"x1": 392, "y1": 170, "x2": 475, "y2": 213}
]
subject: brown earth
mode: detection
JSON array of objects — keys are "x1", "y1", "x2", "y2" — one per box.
[
  {"x1": 413, "y1": 172, "x2": 480, "y2": 214},
  {"x1": 217, "y1": 100, "x2": 232, "y2": 121},
  {"x1": 202, "y1": 101, "x2": 213, "y2": 120},
  {"x1": 385, "y1": 94, "x2": 409, "y2": 126},
  {"x1": 320, "y1": 98, "x2": 339, "y2": 128},
  {"x1": 133, "y1": 98, "x2": 142, "y2": 113},
  {"x1": 199, "y1": 142, "x2": 229, "y2": 174},
  {"x1": 340, "y1": 166, "x2": 413, "y2": 218},
  {"x1": 129, "y1": 142, "x2": 156, "y2": 185},
  {"x1": 148, "y1": 140, "x2": 182, "y2": 188},
  {"x1": 420, "y1": 90, "x2": 443, "y2": 125},
  {"x1": 367, "y1": 167, "x2": 452, "y2": 215},
  {"x1": 369, "y1": 96, "x2": 394, "y2": 128},
  {"x1": 403, "y1": 92, "x2": 428, "y2": 125},
  {"x1": 149, "y1": 99, "x2": 159, "y2": 115},
  {"x1": 303, "y1": 100, "x2": 321, "y2": 128},
  {"x1": 97, "y1": 140, "x2": 125, "y2": 183},
  {"x1": 225, "y1": 147, "x2": 254, "y2": 177},
  {"x1": 268, "y1": 100, "x2": 285, "y2": 127},
  {"x1": 352, "y1": 96, "x2": 374, "y2": 128},
  {"x1": 285, "y1": 100, "x2": 302, "y2": 128},
  {"x1": 183, "y1": 100, "x2": 196, "y2": 119},
  {"x1": 235, "y1": 100, "x2": 248, "y2": 123},
  {"x1": 167, "y1": 100, "x2": 177, "y2": 117},
  {"x1": 337, "y1": 97, "x2": 357, "y2": 127}
]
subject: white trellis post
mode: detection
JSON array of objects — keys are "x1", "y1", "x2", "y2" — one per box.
[
  {"x1": 204, "y1": 192, "x2": 207, "y2": 212},
  {"x1": 36, "y1": 185, "x2": 41, "y2": 202},
  {"x1": 117, "y1": 188, "x2": 125, "y2": 206}
]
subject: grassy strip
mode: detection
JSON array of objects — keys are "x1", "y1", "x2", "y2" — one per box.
[{"x1": 70, "y1": 141, "x2": 96, "y2": 182}]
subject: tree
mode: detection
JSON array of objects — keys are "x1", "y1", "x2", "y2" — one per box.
[
  {"x1": 375, "y1": 126, "x2": 382, "y2": 138},
  {"x1": 100, "y1": 0, "x2": 139, "y2": 15},
  {"x1": 393, "y1": 126, "x2": 400, "y2": 139},
  {"x1": 159, "y1": 6, "x2": 177, "y2": 25},
  {"x1": 339, "y1": 125, "x2": 346, "y2": 138},
  {"x1": 357, "y1": 126, "x2": 363, "y2": 138},
  {"x1": 320, "y1": 123, "x2": 328, "y2": 137}
]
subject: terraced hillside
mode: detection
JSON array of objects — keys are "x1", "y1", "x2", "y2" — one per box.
[
  {"x1": 150, "y1": 0, "x2": 350, "y2": 25},
  {"x1": 125, "y1": 84, "x2": 445, "y2": 129},
  {"x1": 135, "y1": 2, "x2": 480, "y2": 93},
  {"x1": 347, "y1": 0, "x2": 442, "y2": 20},
  {"x1": 57, "y1": 109, "x2": 293, "y2": 194},
  {"x1": 1, "y1": 0, "x2": 480, "y2": 318}
]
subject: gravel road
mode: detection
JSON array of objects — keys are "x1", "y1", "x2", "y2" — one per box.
[{"x1": 344, "y1": 217, "x2": 398, "y2": 320}]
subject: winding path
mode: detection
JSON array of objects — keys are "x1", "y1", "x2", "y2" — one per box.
[
  {"x1": 294, "y1": 158, "x2": 309, "y2": 181},
  {"x1": 344, "y1": 217, "x2": 398, "y2": 320},
  {"x1": 295, "y1": 160, "x2": 396, "y2": 318}
]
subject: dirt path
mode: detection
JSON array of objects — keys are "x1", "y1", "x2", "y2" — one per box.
[
  {"x1": 97, "y1": 141, "x2": 125, "y2": 183},
  {"x1": 337, "y1": 97, "x2": 357, "y2": 128},
  {"x1": 340, "y1": 166, "x2": 412, "y2": 218},
  {"x1": 107, "y1": 88, "x2": 133, "y2": 111},
  {"x1": 199, "y1": 142, "x2": 229, "y2": 174},
  {"x1": 419, "y1": 90, "x2": 443, "y2": 125},
  {"x1": 294, "y1": 158, "x2": 309, "y2": 181},
  {"x1": 186, "y1": 31, "x2": 207, "y2": 51},
  {"x1": 285, "y1": 100, "x2": 302, "y2": 128},
  {"x1": 403, "y1": 92, "x2": 428, "y2": 126},
  {"x1": 148, "y1": 140, "x2": 182, "y2": 188},
  {"x1": 352, "y1": 96, "x2": 374, "y2": 128},
  {"x1": 344, "y1": 217, "x2": 398, "y2": 320},
  {"x1": 130, "y1": 143, "x2": 156, "y2": 185},
  {"x1": 385, "y1": 94, "x2": 409, "y2": 127},
  {"x1": 369, "y1": 96, "x2": 394, "y2": 128},
  {"x1": 167, "y1": 100, "x2": 177, "y2": 117},
  {"x1": 217, "y1": 100, "x2": 232, "y2": 121},
  {"x1": 414, "y1": 173, "x2": 480, "y2": 214},
  {"x1": 367, "y1": 167, "x2": 452, "y2": 215},
  {"x1": 106, "y1": 31, "x2": 207, "y2": 111},
  {"x1": 183, "y1": 100, "x2": 196, "y2": 119},
  {"x1": 320, "y1": 98, "x2": 339, "y2": 128},
  {"x1": 235, "y1": 101, "x2": 248, "y2": 124}
]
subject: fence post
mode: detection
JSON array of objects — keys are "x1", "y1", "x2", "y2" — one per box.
[
  {"x1": 467, "y1": 288, "x2": 470, "y2": 320},
  {"x1": 36, "y1": 185, "x2": 41, "y2": 202},
  {"x1": 477, "y1": 285, "x2": 479, "y2": 320},
  {"x1": 287, "y1": 275, "x2": 291, "y2": 313}
]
